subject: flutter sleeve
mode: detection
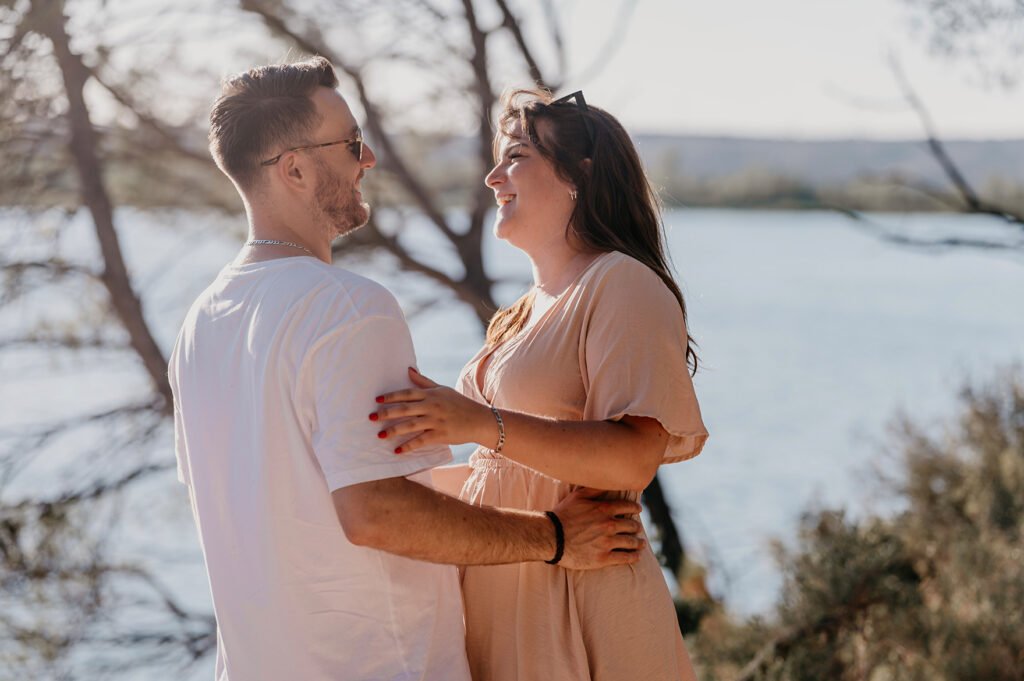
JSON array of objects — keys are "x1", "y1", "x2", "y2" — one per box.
[{"x1": 579, "y1": 255, "x2": 708, "y2": 464}]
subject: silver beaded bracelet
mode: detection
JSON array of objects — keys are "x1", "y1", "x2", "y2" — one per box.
[{"x1": 489, "y1": 403, "x2": 506, "y2": 454}]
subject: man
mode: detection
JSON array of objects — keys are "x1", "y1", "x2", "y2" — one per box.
[{"x1": 169, "y1": 57, "x2": 645, "y2": 680}]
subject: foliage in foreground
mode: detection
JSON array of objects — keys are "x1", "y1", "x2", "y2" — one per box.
[{"x1": 687, "y1": 369, "x2": 1024, "y2": 681}]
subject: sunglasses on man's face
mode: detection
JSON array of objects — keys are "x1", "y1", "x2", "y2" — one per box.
[
  {"x1": 260, "y1": 127, "x2": 363, "y2": 167},
  {"x1": 550, "y1": 90, "x2": 595, "y2": 155}
]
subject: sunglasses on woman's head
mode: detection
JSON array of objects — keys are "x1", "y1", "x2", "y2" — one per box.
[{"x1": 550, "y1": 90, "x2": 595, "y2": 155}]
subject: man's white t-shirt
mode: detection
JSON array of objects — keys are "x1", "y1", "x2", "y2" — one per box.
[{"x1": 169, "y1": 257, "x2": 471, "y2": 681}]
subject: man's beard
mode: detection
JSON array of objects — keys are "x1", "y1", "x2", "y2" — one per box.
[{"x1": 314, "y1": 161, "x2": 370, "y2": 239}]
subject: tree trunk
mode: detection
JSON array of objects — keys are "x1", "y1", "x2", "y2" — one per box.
[
  {"x1": 642, "y1": 474, "x2": 684, "y2": 576},
  {"x1": 37, "y1": 0, "x2": 172, "y2": 413}
]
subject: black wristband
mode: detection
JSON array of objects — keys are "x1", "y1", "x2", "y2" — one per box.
[{"x1": 544, "y1": 511, "x2": 565, "y2": 565}]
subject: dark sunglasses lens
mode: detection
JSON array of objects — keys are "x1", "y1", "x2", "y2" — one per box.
[
  {"x1": 552, "y1": 91, "x2": 585, "y2": 109},
  {"x1": 551, "y1": 92, "x2": 594, "y2": 153}
]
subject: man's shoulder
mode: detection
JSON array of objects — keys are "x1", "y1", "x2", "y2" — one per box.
[
  {"x1": 299, "y1": 261, "x2": 403, "y2": 323},
  {"x1": 304, "y1": 260, "x2": 388, "y2": 298},
  {"x1": 177, "y1": 259, "x2": 404, "y2": 344},
  {"x1": 215, "y1": 257, "x2": 402, "y2": 320}
]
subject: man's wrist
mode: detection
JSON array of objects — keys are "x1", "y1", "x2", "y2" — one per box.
[
  {"x1": 543, "y1": 511, "x2": 564, "y2": 565},
  {"x1": 521, "y1": 510, "x2": 558, "y2": 563}
]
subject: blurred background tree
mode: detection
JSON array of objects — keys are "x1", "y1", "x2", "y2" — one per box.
[
  {"x1": 843, "y1": 0, "x2": 1024, "y2": 250},
  {"x1": 1, "y1": 0, "x2": 1022, "y2": 678},
  {"x1": 672, "y1": 5, "x2": 1024, "y2": 671},
  {"x1": 904, "y1": 0, "x2": 1024, "y2": 90},
  {"x1": 687, "y1": 368, "x2": 1024, "y2": 680},
  {"x1": 1, "y1": 0, "x2": 694, "y2": 676}
]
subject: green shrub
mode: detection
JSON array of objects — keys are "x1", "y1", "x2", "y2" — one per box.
[{"x1": 692, "y1": 369, "x2": 1024, "y2": 681}]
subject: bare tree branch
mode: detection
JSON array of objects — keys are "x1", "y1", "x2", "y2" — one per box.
[
  {"x1": 45, "y1": 462, "x2": 172, "y2": 509},
  {"x1": 493, "y1": 0, "x2": 552, "y2": 89},
  {"x1": 834, "y1": 204, "x2": 1024, "y2": 253},
  {"x1": 240, "y1": 0, "x2": 500, "y2": 323},
  {"x1": 888, "y1": 53, "x2": 1024, "y2": 228},
  {"x1": 869, "y1": 176, "x2": 972, "y2": 211},
  {"x1": 34, "y1": 0, "x2": 172, "y2": 413},
  {"x1": 904, "y1": 0, "x2": 1024, "y2": 89},
  {"x1": 0, "y1": 398, "x2": 164, "y2": 480},
  {"x1": 642, "y1": 475, "x2": 684, "y2": 576},
  {"x1": 333, "y1": 216, "x2": 498, "y2": 322},
  {"x1": 540, "y1": 0, "x2": 566, "y2": 78},
  {"x1": 0, "y1": 334, "x2": 127, "y2": 353},
  {"x1": 239, "y1": 0, "x2": 460, "y2": 244},
  {"x1": 0, "y1": 259, "x2": 96, "y2": 280},
  {"x1": 456, "y1": 0, "x2": 505, "y2": 312},
  {"x1": 85, "y1": 65, "x2": 212, "y2": 167},
  {"x1": 889, "y1": 54, "x2": 980, "y2": 207}
]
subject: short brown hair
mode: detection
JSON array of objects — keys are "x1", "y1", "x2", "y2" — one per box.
[{"x1": 208, "y1": 56, "x2": 339, "y2": 190}]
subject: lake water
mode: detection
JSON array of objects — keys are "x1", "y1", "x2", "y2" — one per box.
[
  {"x1": 380, "y1": 208, "x2": 1024, "y2": 614},
  {"x1": 2, "y1": 207, "x2": 1023, "y2": 651}
]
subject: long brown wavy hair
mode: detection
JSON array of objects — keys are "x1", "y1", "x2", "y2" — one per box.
[{"x1": 485, "y1": 88, "x2": 698, "y2": 374}]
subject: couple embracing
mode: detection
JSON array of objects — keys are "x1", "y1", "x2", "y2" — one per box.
[{"x1": 169, "y1": 56, "x2": 708, "y2": 681}]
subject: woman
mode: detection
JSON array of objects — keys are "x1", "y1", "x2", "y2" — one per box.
[{"x1": 372, "y1": 89, "x2": 708, "y2": 681}]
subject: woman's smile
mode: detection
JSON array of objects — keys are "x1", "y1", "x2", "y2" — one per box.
[{"x1": 485, "y1": 121, "x2": 576, "y2": 248}]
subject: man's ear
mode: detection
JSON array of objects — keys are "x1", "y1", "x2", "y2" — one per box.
[{"x1": 276, "y1": 152, "x2": 310, "y2": 190}]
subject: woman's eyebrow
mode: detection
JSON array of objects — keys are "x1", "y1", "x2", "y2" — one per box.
[{"x1": 503, "y1": 141, "x2": 526, "y2": 157}]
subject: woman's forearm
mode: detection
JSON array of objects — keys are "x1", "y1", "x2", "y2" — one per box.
[
  {"x1": 373, "y1": 369, "x2": 666, "y2": 491},
  {"x1": 483, "y1": 411, "x2": 665, "y2": 491}
]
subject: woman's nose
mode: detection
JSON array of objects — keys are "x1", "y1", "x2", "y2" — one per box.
[{"x1": 484, "y1": 163, "x2": 504, "y2": 188}]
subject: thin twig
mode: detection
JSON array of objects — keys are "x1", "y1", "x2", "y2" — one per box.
[{"x1": 888, "y1": 53, "x2": 1024, "y2": 228}]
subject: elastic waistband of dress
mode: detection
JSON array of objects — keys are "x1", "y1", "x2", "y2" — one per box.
[{"x1": 468, "y1": 450, "x2": 517, "y2": 469}]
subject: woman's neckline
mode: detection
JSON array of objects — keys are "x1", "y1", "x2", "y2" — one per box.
[
  {"x1": 532, "y1": 249, "x2": 607, "y2": 297},
  {"x1": 527, "y1": 249, "x2": 613, "y2": 328},
  {"x1": 473, "y1": 250, "x2": 616, "y2": 399}
]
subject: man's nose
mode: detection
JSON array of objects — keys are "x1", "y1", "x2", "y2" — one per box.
[{"x1": 361, "y1": 143, "x2": 377, "y2": 169}]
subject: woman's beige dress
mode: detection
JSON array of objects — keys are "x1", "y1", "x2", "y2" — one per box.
[{"x1": 455, "y1": 251, "x2": 709, "y2": 681}]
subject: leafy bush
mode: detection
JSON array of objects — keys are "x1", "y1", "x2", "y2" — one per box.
[{"x1": 691, "y1": 369, "x2": 1024, "y2": 681}]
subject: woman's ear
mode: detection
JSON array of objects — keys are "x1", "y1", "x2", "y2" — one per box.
[{"x1": 579, "y1": 157, "x2": 593, "y2": 175}]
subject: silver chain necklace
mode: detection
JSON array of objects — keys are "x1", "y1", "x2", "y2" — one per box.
[{"x1": 245, "y1": 239, "x2": 314, "y2": 256}]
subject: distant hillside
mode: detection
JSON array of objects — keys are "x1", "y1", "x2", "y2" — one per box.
[
  {"x1": 634, "y1": 135, "x2": 1024, "y2": 187},
  {"x1": 422, "y1": 134, "x2": 1024, "y2": 210},
  {"x1": 6, "y1": 123, "x2": 1021, "y2": 213}
]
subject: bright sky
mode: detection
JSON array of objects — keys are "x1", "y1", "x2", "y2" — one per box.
[
  {"x1": 557, "y1": 0, "x2": 1024, "y2": 139},
  {"x1": 81, "y1": 0, "x2": 1024, "y2": 141}
]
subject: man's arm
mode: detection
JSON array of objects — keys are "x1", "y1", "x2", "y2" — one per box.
[{"x1": 332, "y1": 477, "x2": 644, "y2": 570}]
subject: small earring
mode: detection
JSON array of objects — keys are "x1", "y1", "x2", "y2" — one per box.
[{"x1": 569, "y1": 189, "x2": 578, "y2": 201}]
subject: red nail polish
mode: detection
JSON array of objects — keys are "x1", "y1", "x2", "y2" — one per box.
[
  {"x1": 375, "y1": 396, "x2": 385, "y2": 404},
  {"x1": 368, "y1": 413, "x2": 378, "y2": 421},
  {"x1": 394, "y1": 447, "x2": 402, "y2": 454},
  {"x1": 377, "y1": 431, "x2": 387, "y2": 439}
]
